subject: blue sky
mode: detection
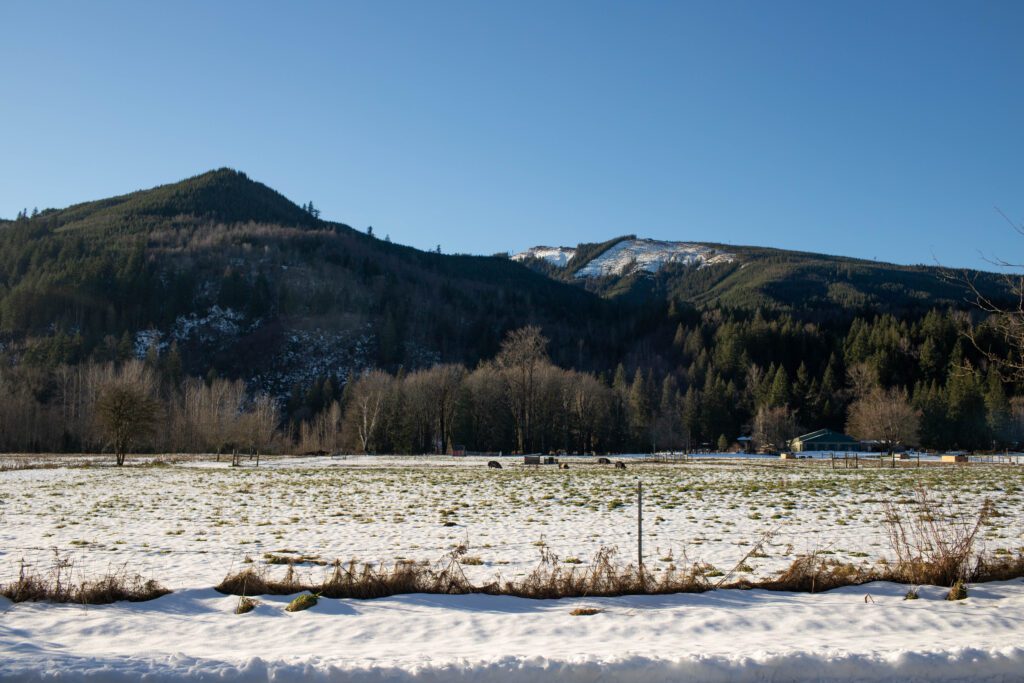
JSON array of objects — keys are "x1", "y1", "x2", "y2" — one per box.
[{"x1": 1, "y1": 1, "x2": 1021, "y2": 269}]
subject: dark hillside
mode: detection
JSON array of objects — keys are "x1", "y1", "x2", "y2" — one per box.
[
  {"x1": 0, "y1": 170, "x2": 644, "y2": 393},
  {"x1": 0, "y1": 170, "x2": 1020, "y2": 454}
]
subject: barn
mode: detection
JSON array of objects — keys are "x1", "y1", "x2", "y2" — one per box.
[{"x1": 789, "y1": 429, "x2": 863, "y2": 453}]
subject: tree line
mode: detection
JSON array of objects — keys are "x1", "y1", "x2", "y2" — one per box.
[
  {"x1": 2, "y1": 305, "x2": 1024, "y2": 457},
  {"x1": 0, "y1": 357, "x2": 278, "y2": 458},
  {"x1": 295, "y1": 314, "x2": 1024, "y2": 456}
]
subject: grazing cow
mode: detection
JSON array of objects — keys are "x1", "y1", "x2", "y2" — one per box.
[
  {"x1": 597, "y1": 457, "x2": 611, "y2": 465},
  {"x1": 558, "y1": 463, "x2": 569, "y2": 470},
  {"x1": 487, "y1": 460, "x2": 502, "y2": 469},
  {"x1": 614, "y1": 461, "x2": 627, "y2": 470}
]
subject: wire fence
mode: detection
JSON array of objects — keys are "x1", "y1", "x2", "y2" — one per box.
[
  {"x1": 2, "y1": 456, "x2": 1021, "y2": 589},
  {"x1": 2, "y1": 508, "x2": 1018, "y2": 589}
]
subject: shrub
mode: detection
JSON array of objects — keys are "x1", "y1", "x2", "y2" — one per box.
[{"x1": 884, "y1": 484, "x2": 991, "y2": 587}]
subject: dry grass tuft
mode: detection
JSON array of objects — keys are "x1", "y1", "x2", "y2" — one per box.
[
  {"x1": 216, "y1": 547, "x2": 479, "y2": 600},
  {"x1": 76, "y1": 574, "x2": 170, "y2": 604},
  {"x1": 285, "y1": 592, "x2": 318, "y2": 612},
  {"x1": 215, "y1": 565, "x2": 301, "y2": 596},
  {"x1": 757, "y1": 552, "x2": 875, "y2": 593},
  {"x1": 570, "y1": 607, "x2": 604, "y2": 616},
  {"x1": 974, "y1": 551, "x2": 1024, "y2": 583},
  {"x1": 946, "y1": 579, "x2": 968, "y2": 601},
  {"x1": 492, "y1": 547, "x2": 710, "y2": 599},
  {"x1": 0, "y1": 554, "x2": 169, "y2": 604},
  {"x1": 884, "y1": 485, "x2": 991, "y2": 588},
  {"x1": 235, "y1": 596, "x2": 259, "y2": 614},
  {"x1": 320, "y1": 555, "x2": 476, "y2": 599}
]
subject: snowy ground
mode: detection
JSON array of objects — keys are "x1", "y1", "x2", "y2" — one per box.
[
  {"x1": 4, "y1": 581, "x2": 1024, "y2": 681},
  {"x1": 2, "y1": 456, "x2": 1023, "y2": 681}
]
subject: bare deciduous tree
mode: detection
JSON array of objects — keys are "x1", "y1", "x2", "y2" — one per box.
[
  {"x1": 752, "y1": 405, "x2": 801, "y2": 453},
  {"x1": 456, "y1": 364, "x2": 510, "y2": 453},
  {"x1": 846, "y1": 386, "x2": 920, "y2": 457},
  {"x1": 567, "y1": 372, "x2": 612, "y2": 454},
  {"x1": 495, "y1": 326, "x2": 550, "y2": 453},
  {"x1": 252, "y1": 393, "x2": 281, "y2": 451},
  {"x1": 846, "y1": 362, "x2": 879, "y2": 400},
  {"x1": 203, "y1": 378, "x2": 247, "y2": 456},
  {"x1": 960, "y1": 212, "x2": 1024, "y2": 379},
  {"x1": 95, "y1": 362, "x2": 161, "y2": 466},
  {"x1": 343, "y1": 370, "x2": 393, "y2": 454},
  {"x1": 427, "y1": 364, "x2": 467, "y2": 454}
]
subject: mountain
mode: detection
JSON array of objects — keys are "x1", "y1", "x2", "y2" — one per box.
[
  {"x1": 22, "y1": 169, "x2": 320, "y2": 232},
  {"x1": 0, "y1": 169, "x2": 1010, "y2": 403},
  {"x1": 0, "y1": 169, "x2": 641, "y2": 395},
  {"x1": 513, "y1": 235, "x2": 1007, "y2": 313}
]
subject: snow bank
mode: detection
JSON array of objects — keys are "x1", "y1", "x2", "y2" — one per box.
[
  {"x1": 4, "y1": 649, "x2": 1024, "y2": 683},
  {"x1": 3, "y1": 582, "x2": 1024, "y2": 682}
]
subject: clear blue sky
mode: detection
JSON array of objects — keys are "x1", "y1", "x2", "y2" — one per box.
[{"x1": 1, "y1": 1, "x2": 1021, "y2": 269}]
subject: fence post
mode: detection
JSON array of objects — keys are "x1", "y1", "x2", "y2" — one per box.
[{"x1": 637, "y1": 478, "x2": 643, "y2": 578}]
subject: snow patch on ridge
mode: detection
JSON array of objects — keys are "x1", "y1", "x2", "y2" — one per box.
[
  {"x1": 511, "y1": 246, "x2": 576, "y2": 267},
  {"x1": 574, "y1": 238, "x2": 735, "y2": 278}
]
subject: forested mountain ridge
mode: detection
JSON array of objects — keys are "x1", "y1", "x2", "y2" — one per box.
[
  {"x1": 0, "y1": 169, "x2": 634, "y2": 381},
  {"x1": 13, "y1": 168, "x2": 321, "y2": 232},
  {"x1": 1, "y1": 169, "x2": 1020, "y2": 455},
  {"x1": 514, "y1": 236, "x2": 1007, "y2": 314}
]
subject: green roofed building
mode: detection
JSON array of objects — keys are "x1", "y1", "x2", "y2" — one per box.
[{"x1": 789, "y1": 429, "x2": 863, "y2": 453}]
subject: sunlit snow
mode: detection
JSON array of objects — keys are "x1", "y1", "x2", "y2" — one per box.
[
  {"x1": 511, "y1": 246, "x2": 577, "y2": 267},
  {"x1": 574, "y1": 238, "x2": 736, "y2": 278}
]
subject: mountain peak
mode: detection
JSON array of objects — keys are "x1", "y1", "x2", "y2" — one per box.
[
  {"x1": 120, "y1": 167, "x2": 318, "y2": 226},
  {"x1": 37, "y1": 168, "x2": 319, "y2": 231}
]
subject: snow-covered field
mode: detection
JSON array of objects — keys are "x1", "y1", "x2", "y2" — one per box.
[{"x1": 2, "y1": 456, "x2": 1023, "y2": 681}]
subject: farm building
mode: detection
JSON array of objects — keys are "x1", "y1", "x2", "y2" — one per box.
[{"x1": 789, "y1": 429, "x2": 864, "y2": 453}]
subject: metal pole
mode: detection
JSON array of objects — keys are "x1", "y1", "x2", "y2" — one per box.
[{"x1": 637, "y1": 478, "x2": 643, "y2": 574}]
